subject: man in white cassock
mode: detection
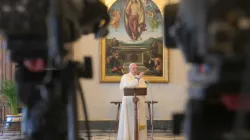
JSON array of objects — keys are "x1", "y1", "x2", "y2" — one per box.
[{"x1": 117, "y1": 63, "x2": 147, "y2": 140}]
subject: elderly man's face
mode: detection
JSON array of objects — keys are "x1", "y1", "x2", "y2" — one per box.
[{"x1": 129, "y1": 64, "x2": 138, "y2": 75}]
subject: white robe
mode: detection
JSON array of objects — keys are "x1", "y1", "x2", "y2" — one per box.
[{"x1": 117, "y1": 73, "x2": 147, "y2": 140}]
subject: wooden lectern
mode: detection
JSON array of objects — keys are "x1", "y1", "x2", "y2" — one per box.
[{"x1": 124, "y1": 88, "x2": 147, "y2": 140}]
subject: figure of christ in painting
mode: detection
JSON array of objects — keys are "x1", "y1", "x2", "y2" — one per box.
[{"x1": 124, "y1": 0, "x2": 146, "y2": 41}]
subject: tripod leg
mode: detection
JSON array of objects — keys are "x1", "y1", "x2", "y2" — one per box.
[{"x1": 65, "y1": 62, "x2": 79, "y2": 140}]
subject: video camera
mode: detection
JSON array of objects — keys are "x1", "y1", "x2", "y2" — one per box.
[
  {"x1": 164, "y1": 0, "x2": 250, "y2": 140},
  {"x1": 0, "y1": 0, "x2": 109, "y2": 63},
  {"x1": 0, "y1": 0, "x2": 110, "y2": 140}
]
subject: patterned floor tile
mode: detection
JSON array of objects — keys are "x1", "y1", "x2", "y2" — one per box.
[{"x1": 0, "y1": 131, "x2": 184, "y2": 140}]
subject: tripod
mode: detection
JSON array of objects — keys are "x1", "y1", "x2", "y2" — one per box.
[
  {"x1": 18, "y1": 0, "x2": 93, "y2": 139},
  {"x1": 0, "y1": 0, "x2": 110, "y2": 139},
  {"x1": 17, "y1": 57, "x2": 92, "y2": 140}
]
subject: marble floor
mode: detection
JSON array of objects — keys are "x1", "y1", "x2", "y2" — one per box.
[{"x1": 0, "y1": 131, "x2": 184, "y2": 140}]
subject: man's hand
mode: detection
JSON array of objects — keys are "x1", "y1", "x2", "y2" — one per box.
[{"x1": 138, "y1": 72, "x2": 144, "y2": 78}]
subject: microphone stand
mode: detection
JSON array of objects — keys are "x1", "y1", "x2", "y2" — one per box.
[{"x1": 145, "y1": 81, "x2": 154, "y2": 140}]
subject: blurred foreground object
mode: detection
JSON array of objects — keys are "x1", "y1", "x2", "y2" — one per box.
[
  {"x1": 164, "y1": 0, "x2": 250, "y2": 140},
  {"x1": 0, "y1": 0, "x2": 110, "y2": 140}
]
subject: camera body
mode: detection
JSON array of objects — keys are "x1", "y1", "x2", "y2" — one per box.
[
  {"x1": 164, "y1": 0, "x2": 250, "y2": 139},
  {"x1": 0, "y1": 0, "x2": 109, "y2": 63},
  {"x1": 165, "y1": 0, "x2": 250, "y2": 64}
]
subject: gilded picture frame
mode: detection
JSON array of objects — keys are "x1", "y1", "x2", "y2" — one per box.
[{"x1": 100, "y1": 0, "x2": 169, "y2": 83}]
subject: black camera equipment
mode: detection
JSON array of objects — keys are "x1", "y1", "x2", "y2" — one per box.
[
  {"x1": 0, "y1": 0, "x2": 110, "y2": 140},
  {"x1": 164, "y1": 0, "x2": 250, "y2": 140}
]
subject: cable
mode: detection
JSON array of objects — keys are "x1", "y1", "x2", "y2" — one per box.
[
  {"x1": 145, "y1": 80, "x2": 154, "y2": 140},
  {"x1": 76, "y1": 79, "x2": 91, "y2": 140}
]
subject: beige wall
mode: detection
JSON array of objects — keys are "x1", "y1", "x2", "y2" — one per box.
[{"x1": 74, "y1": 0, "x2": 187, "y2": 121}]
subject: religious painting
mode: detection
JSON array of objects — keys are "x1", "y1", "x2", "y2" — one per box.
[{"x1": 100, "y1": 0, "x2": 169, "y2": 83}]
